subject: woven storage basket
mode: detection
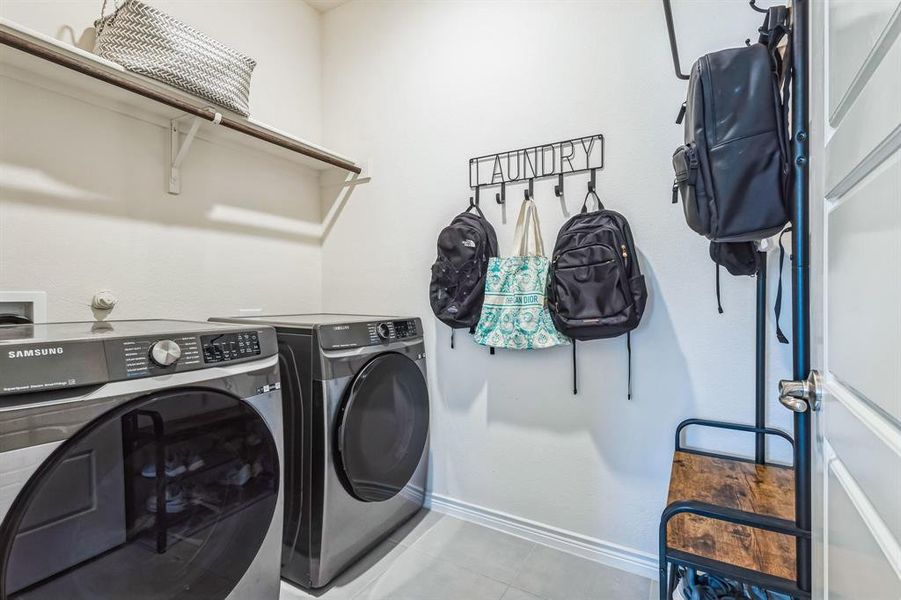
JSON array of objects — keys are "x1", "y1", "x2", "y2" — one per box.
[{"x1": 94, "y1": 0, "x2": 256, "y2": 116}]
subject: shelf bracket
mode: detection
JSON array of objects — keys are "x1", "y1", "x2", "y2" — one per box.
[{"x1": 169, "y1": 112, "x2": 221, "y2": 194}]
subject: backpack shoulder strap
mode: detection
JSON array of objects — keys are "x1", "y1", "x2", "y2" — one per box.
[{"x1": 774, "y1": 226, "x2": 793, "y2": 344}]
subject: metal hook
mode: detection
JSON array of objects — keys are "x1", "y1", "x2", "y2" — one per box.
[
  {"x1": 474, "y1": 186, "x2": 481, "y2": 206},
  {"x1": 496, "y1": 181, "x2": 506, "y2": 205},
  {"x1": 662, "y1": 0, "x2": 690, "y2": 81},
  {"x1": 554, "y1": 173, "x2": 564, "y2": 197},
  {"x1": 749, "y1": 0, "x2": 767, "y2": 13},
  {"x1": 587, "y1": 168, "x2": 597, "y2": 194}
]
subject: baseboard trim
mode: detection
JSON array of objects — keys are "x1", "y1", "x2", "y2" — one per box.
[{"x1": 424, "y1": 493, "x2": 659, "y2": 581}]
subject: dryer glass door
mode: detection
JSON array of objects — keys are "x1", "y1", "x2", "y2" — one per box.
[
  {"x1": 336, "y1": 352, "x2": 429, "y2": 502},
  {"x1": 0, "y1": 388, "x2": 279, "y2": 599}
]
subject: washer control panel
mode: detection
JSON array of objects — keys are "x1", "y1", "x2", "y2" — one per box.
[
  {"x1": 109, "y1": 330, "x2": 263, "y2": 377},
  {"x1": 115, "y1": 335, "x2": 202, "y2": 378},
  {"x1": 0, "y1": 325, "x2": 278, "y2": 396},
  {"x1": 201, "y1": 331, "x2": 261, "y2": 363},
  {"x1": 319, "y1": 319, "x2": 421, "y2": 350}
]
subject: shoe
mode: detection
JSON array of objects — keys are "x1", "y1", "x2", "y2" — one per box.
[
  {"x1": 142, "y1": 453, "x2": 187, "y2": 478},
  {"x1": 146, "y1": 486, "x2": 187, "y2": 513},
  {"x1": 221, "y1": 437, "x2": 244, "y2": 453},
  {"x1": 185, "y1": 453, "x2": 205, "y2": 472},
  {"x1": 218, "y1": 463, "x2": 252, "y2": 487}
]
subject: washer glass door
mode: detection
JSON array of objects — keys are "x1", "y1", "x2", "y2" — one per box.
[
  {"x1": 336, "y1": 352, "x2": 429, "y2": 502},
  {"x1": 0, "y1": 388, "x2": 279, "y2": 599}
]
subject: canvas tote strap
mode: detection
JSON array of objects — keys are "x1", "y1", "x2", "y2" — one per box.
[
  {"x1": 511, "y1": 198, "x2": 530, "y2": 255},
  {"x1": 512, "y1": 198, "x2": 545, "y2": 257}
]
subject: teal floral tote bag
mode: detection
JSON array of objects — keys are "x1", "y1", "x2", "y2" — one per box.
[{"x1": 474, "y1": 197, "x2": 570, "y2": 350}]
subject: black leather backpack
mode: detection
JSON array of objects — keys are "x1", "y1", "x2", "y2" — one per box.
[
  {"x1": 672, "y1": 7, "x2": 791, "y2": 242},
  {"x1": 429, "y1": 202, "x2": 499, "y2": 345},
  {"x1": 547, "y1": 191, "x2": 647, "y2": 398}
]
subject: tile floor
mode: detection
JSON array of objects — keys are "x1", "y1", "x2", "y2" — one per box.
[{"x1": 280, "y1": 510, "x2": 657, "y2": 600}]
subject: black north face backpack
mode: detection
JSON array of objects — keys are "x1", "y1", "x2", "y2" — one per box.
[
  {"x1": 429, "y1": 202, "x2": 499, "y2": 345},
  {"x1": 547, "y1": 192, "x2": 648, "y2": 398},
  {"x1": 672, "y1": 6, "x2": 791, "y2": 242}
]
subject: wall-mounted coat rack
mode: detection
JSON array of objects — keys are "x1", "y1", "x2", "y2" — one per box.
[{"x1": 469, "y1": 134, "x2": 604, "y2": 204}]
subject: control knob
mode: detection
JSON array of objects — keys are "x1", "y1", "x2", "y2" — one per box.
[
  {"x1": 376, "y1": 322, "x2": 392, "y2": 341},
  {"x1": 150, "y1": 339, "x2": 181, "y2": 367}
]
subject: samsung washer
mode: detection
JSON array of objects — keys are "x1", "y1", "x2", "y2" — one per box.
[
  {"x1": 0, "y1": 320, "x2": 284, "y2": 600},
  {"x1": 210, "y1": 314, "x2": 429, "y2": 589}
]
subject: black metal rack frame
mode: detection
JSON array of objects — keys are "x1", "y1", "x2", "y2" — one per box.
[{"x1": 659, "y1": 0, "x2": 811, "y2": 598}]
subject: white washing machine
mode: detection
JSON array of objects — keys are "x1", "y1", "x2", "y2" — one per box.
[{"x1": 0, "y1": 320, "x2": 284, "y2": 600}]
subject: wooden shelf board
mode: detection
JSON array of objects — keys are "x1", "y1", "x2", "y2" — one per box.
[
  {"x1": 666, "y1": 450, "x2": 797, "y2": 581},
  {"x1": 0, "y1": 18, "x2": 360, "y2": 175}
]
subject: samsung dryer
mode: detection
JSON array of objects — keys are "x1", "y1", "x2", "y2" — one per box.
[
  {"x1": 210, "y1": 314, "x2": 429, "y2": 589},
  {"x1": 0, "y1": 320, "x2": 284, "y2": 600}
]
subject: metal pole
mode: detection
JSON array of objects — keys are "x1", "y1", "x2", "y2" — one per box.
[
  {"x1": 755, "y1": 253, "x2": 767, "y2": 465},
  {"x1": 790, "y1": 0, "x2": 812, "y2": 594},
  {"x1": 662, "y1": 0, "x2": 691, "y2": 80}
]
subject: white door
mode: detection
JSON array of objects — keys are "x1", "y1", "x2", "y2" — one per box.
[{"x1": 809, "y1": 1, "x2": 901, "y2": 598}]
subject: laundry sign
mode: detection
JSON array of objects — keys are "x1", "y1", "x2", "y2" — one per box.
[{"x1": 469, "y1": 134, "x2": 604, "y2": 188}]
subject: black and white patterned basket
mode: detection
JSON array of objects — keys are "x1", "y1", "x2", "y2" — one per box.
[{"x1": 94, "y1": 0, "x2": 256, "y2": 116}]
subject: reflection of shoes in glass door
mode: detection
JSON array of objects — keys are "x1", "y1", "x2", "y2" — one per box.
[
  {"x1": 140, "y1": 452, "x2": 187, "y2": 478},
  {"x1": 219, "y1": 463, "x2": 252, "y2": 487},
  {"x1": 145, "y1": 486, "x2": 188, "y2": 513},
  {"x1": 185, "y1": 452, "x2": 205, "y2": 472}
]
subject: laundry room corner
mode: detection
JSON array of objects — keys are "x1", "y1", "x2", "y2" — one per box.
[{"x1": 316, "y1": 0, "x2": 795, "y2": 571}]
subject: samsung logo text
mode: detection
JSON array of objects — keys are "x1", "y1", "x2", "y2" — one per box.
[{"x1": 7, "y1": 347, "x2": 65, "y2": 359}]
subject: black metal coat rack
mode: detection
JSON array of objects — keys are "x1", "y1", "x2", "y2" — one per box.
[
  {"x1": 659, "y1": 1, "x2": 811, "y2": 599},
  {"x1": 469, "y1": 134, "x2": 604, "y2": 204}
]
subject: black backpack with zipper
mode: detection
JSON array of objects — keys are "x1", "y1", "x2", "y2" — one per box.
[
  {"x1": 429, "y1": 202, "x2": 499, "y2": 342},
  {"x1": 547, "y1": 191, "x2": 647, "y2": 398},
  {"x1": 671, "y1": 6, "x2": 791, "y2": 242}
]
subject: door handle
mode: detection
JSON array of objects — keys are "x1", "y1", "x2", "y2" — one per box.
[{"x1": 778, "y1": 370, "x2": 823, "y2": 413}]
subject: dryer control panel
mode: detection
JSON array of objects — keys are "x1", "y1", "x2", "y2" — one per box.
[{"x1": 319, "y1": 319, "x2": 421, "y2": 350}]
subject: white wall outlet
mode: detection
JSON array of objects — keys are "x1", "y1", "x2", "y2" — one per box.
[{"x1": 0, "y1": 291, "x2": 48, "y2": 323}]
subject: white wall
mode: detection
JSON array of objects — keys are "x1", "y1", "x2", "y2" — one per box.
[
  {"x1": 319, "y1": 0, "x2": 794, "y2": 567},
  {"x1": 0, "y1": 0, "x2": 324, "y2": 321}
]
